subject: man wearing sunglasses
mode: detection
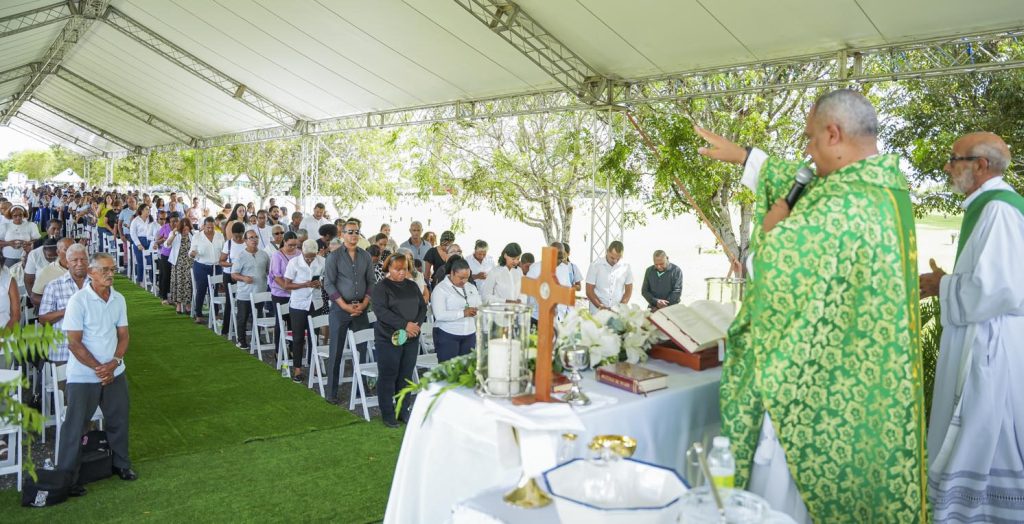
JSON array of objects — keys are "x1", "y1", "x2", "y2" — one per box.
[
  {"x1": 322, "y1": 219, "x2": 374, "y2": 405},
  {"x1": 919, "y1": 132, "x2": 1024, "y2": 523}
]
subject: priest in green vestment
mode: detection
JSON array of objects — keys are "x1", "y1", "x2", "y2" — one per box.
[{"x1": 696, "y1": 89, "x2": 928, "y2": 523}]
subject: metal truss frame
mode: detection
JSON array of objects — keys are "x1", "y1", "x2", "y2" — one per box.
[
  {"x1": 299, "y1": 136, "x2": 319, "y2": 213},
  {"x1": 454, "y1": 0, "x2": 608, "y2": 104},
  {"x1": 0, "y1": 63, "x2": 39, "y2": 86},
  {"x1": 102, "y1": 6, "x2": 303, "y2": 130},
  {"x1": 30, "y1": 97, "x2": 137, "y2": 151},
  {"x1": 0, "y1": 0, "x2": 108, "y2": 126},
  {"x1": 138, "y1": 153, "x2": 149, "y2": 190},
  {"x1": 0, "y1": 1, "x2": 72, "y2": 40},
  {"x1": 14, "y1": 111, "x2": 104, "y2": 154},
  {"x1": 587, "y1": 109, "x2": 624, "y2": 265},
  {"x1": 105, "y1": 157, "x2": 114, "y2": 186},
  {"x1": 9, "y1": 118, "x2": 98, "y2": 156},
  {"x1": 55, "y1": 67, "x2": 196, "y2": 145},
  {"x1": 125, "y1": 26, "x2": 1024, "y2": 158}
]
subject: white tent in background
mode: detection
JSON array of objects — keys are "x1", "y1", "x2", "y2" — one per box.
[{"x1": 50, "y1": 168, "x2": 84, "y2": 184}]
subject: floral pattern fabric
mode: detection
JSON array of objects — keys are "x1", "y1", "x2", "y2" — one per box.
[{"x1": 720, "y1": 154, "x2": 928, "y2": 522}]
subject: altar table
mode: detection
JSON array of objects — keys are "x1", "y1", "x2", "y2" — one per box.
[{"x1": 383, "y1": 360, "x2": 722, "y2": 524}]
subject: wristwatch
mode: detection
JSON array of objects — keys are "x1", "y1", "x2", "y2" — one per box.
[{"x1": 115, "y1": 357, "x2": 124, "y2": 366}]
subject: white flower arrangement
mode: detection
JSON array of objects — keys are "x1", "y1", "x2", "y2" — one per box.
[{"x1": 556, "y1": 304, "x2": 664, "y2": 367}]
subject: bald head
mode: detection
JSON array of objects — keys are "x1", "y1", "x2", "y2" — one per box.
[
  {"x1": 958, "y1": 132, "x2": 1011, "y2": 175},
  {"x1": 810, "y1": 89, "x2": 878, "y2": 141}
]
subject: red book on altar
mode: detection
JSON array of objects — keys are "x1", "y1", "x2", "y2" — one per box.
[{"x1": 596, "y1": 362, "x2": 668, "y2": 394}]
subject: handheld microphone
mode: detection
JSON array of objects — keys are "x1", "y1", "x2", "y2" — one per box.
[{"x1": 784, "y1": 167, "x2": 815, "y2": 209}]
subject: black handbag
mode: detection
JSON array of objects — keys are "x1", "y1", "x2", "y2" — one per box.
[
  {"x1": 20, "y1": 469, "x2": 71, "y2": 508},
  {"x1": 77, "y1": 430, "x2": 113, "y2": 484}
]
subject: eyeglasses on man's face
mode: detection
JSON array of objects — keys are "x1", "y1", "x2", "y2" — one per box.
[
  {"x1": 948, "y1": 155, "x2": 982, "y2": 164},
  {"x1": 344, "y1": 229, "x2": 360, "y2": 235}
]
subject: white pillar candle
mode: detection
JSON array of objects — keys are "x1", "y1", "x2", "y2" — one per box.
[{"x1": 487, "y1": 337, "x2": 521, "y2": 395}]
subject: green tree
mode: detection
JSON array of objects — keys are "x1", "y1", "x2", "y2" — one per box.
[
  {"x1": 319, "y1": 129, "x2": 409, "y2": 217},
  {"x1": 10, "y1": 150, "x2": 55, "y2": 180},
  {"x1": 878, "y1": 41, "x2": 1024, "y2": 216},
  {"x1": 602, "y1": 74, "x2": 820, "y2": 268},
  {"x1": 413, "y1": 111, "x2": 599, "y2": 244}
]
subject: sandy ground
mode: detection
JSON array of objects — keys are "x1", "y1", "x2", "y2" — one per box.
[{"x1": 331, "y1": 195, "x2": 961, "y2": 306}]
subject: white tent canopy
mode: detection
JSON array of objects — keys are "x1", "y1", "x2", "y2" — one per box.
[
  {"x1": 50, "y1": 167, "x2": 83, "y2": 183},
  {"x1": 0, "y1": 0, "x2": 1023, "y2": 156}
]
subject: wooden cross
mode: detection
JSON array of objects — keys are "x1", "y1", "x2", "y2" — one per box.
[{"x1": 519, "y1": 246, "x2": 576, "y2": 403}]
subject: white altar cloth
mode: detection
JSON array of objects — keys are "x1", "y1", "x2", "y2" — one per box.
[
  {"x1": 447, "y1": 486, "x2": 798, "y2": 524},
  {"x1": 383, "y1": 360, "x2": 722, "y2": 524}
]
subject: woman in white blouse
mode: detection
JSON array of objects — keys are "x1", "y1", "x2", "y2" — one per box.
[
  {"x1": 0, "y1": 205, "x2": 40, "y2": 267},
  {"x1": 189, "y1": 217, "x2": 225, "y2": 324},
  {"x1": 430, "y1": 258, "x2": 482, "y2": 362},
  {"x1": 129, "y1": 203, "x2": 154, "y2": 284},
  {"x1": 282, "y1": 239, "x2": 325, "y2": 382},
  {"x1": 479, "y1": 242, "x2": 523, "y2": 305}
]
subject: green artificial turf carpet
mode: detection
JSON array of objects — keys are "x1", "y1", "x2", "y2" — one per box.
[{"x1": 4, "y1": 276, "x2": 403, "y2": 522}]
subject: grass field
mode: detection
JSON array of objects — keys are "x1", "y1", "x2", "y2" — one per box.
[
  {"x1": 4, "y1": 277, "x2": 402, "y2": 522},
  {"x1": 917, "y1": 213, "x2": 963, "y2": 230}
]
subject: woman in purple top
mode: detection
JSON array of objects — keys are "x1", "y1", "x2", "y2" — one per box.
[
  {"x1": 156, "y1": 214, "x2": 178, "y2": 302},
  {"x1": 269, "y1": 231, "x2": 300, "y2": 357}
]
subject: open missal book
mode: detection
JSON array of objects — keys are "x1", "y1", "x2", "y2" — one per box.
[{"x1": 649, "y1": 300, "x2": 736, "y2": 353}]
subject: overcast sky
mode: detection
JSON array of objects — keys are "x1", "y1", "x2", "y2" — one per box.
[{"x1": 0, "y1": 127, "x2": 49, "y2": 159}]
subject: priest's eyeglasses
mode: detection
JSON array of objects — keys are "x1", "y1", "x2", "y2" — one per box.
[{"x1": 948, "y1": 155, "x2": 981, "y2": 163}]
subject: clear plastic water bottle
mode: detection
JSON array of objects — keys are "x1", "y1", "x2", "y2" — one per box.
[
  {"x1": 43, "y1": 458, "x2": 54, "y2": 470},
  {"x1": 707, "y1": 436, "x2": 735, "y2": 488}
]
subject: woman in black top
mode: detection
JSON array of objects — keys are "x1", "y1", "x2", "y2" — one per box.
[{"x1": 370, "y1": 254, "x2": 427, "y2": 427}]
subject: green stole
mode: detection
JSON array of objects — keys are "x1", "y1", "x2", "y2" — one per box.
[{"x1": 956, "y1": 189, "x2": 1024, "y2": 261}]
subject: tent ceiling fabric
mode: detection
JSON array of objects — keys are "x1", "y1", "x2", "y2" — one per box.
[{"x1": 2, "y1": 0, "x2": 1023, "y2": 154}]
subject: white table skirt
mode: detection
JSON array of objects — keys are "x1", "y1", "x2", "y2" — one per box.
[
  {"x1": 383, "y1": 360, "x2": 722, "y2": 524},
  {"x1": 448, "y1": 486, "x2": 798, "y2": 524}
]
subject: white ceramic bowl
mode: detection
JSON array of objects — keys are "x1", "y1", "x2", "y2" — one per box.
[{"x1": 543, "y1": 458, "x2": 688, "y2": 524}]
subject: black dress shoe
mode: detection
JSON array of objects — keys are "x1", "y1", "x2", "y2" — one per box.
[
  {"x1": 69, "y1": 484, "x2": 87, "y2": 497},
  {"x1": 325, "y1": 397, "x2": 341, "y2": 405},
  {"x1": 112, "y1": 466, "x2": 138, "y2": 481},
  {"x1": 383, "y1": 419, "x2": 400, "y2": 429}
]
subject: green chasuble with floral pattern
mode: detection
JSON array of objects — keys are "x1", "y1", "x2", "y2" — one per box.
[{"x1": 720, "y1": 154, "x2": 928, "y2": 522}]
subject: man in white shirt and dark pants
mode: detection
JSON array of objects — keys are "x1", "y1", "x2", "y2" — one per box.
[
  {"x1": 56, "y1": 252, "x2": 135, "y2": 496},
  {"x1": 585, "y1": 241, "x2": 633, "y2": 312}
]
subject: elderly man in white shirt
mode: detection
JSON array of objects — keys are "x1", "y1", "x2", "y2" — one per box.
[
  {"x1": 57, "y1": 252, "x2": 136, "y2": 495},
  {"x1": 430, "y1": 257, "x2": 482, "y2": 362},
  {"x1": 585, "y1": 241, "x2": 633, "y2": 313}
]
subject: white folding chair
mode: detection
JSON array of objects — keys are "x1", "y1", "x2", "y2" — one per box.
[
  {"x1": 0, "y1": 368, "x2": 23, "y2": 491},
  {"x1": 274, "y1": 303, "x2": 293, "y2": 378},
  {"x1": 419, "y1": 320, "x2": 435, "y2": 355},
  {"x1": 249, "y1": 292, "x2": 277, "y2": 361},
  {"x1": 142, "y1": 253, "x2": 154, "y2": 291},
  {"x1": 225, "y1": 282, "x2": 240, "y2": 343},
  {"x1": 50, "y1": 364, "x2": 103, "y2": 466},
  {"x1": 207, "y1": 274, "x2": 227, "y2": 332},
  {"x1": 305, "y1": 313, "x2": 335, "y2": 398},
  {"x1": 347, "y1": 329, "x2": 378, "y2": 421}
]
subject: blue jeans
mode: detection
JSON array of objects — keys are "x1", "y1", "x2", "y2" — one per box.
[
  {"x1": 433, "y1": 328, "x2": 475, "y2": 362},
  {"x1": 132, "y1": 237, "x2": 150, "y2": 283},
  {"x1": 192, "y1": 262, "x2": 216, "y2": 316}
]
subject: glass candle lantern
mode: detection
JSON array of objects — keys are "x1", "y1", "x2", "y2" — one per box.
[
  {"x1": 475, "y1": 303, "x2": 533, "y2": 398},
  {"x1": 705, "y1": 277, "x2": 745, "y2": 305}
]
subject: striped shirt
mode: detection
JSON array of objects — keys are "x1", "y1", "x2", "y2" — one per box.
[{"x1": 39, "y1": 272, "x2": 89, "y2": 362}]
